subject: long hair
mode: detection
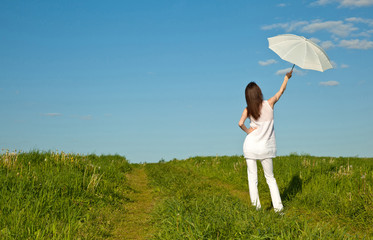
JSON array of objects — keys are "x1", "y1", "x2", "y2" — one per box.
[{"x1": 245, "y1": 82, "x2": 263, "y2": 120}]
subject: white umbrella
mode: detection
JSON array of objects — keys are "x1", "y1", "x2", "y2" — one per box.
[{"x1": 268, "y1": 34, "x2": 333, "y2": 72}]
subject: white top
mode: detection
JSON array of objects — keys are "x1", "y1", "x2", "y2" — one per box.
[{"x1": 243, "y1": 100, "x2": 276, "y2": 159}]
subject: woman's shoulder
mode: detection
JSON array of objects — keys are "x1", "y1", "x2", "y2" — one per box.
[{"x1": 264, "y1": 99, "x2": 274, "y2": 109}]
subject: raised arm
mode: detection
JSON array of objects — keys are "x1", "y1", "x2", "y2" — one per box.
[
  {"x1": 268, "y1": 70, "x2": 293, "y2": 109},
  {"x1": 238, "y1": 108, "x2": 257, "y2": 134}
]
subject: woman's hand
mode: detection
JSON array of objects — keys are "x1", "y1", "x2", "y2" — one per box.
[
  {"x1": 248, "y1": 127, "x2": 257, "y2": 134},
  {"x1": 286, "y1": 70, "x2": 293, "y2": 79}
]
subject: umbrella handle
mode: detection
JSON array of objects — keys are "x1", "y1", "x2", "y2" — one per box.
[{"x1": 291, "y1": 64, "x2": 295, "y2": 72}]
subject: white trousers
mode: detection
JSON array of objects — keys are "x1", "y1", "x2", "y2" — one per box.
[{"x1": 246, "y1": 158, "x2": 283, "y2": 212}]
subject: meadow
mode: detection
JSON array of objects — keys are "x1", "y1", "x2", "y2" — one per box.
[
  {"x1": 0, "y1": 150, "x2": 372, "y2": 239},
  {"x1": 0, "y1": 150, "x2": 132, "y2": 239},
  {"x1": 146, "y1": 155, "x2": 372, "y2": 239}
]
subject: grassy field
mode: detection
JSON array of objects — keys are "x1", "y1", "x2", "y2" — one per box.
[
  {"x1": 146, "y1": 155, "x2": 372, "y2": 239},
  {"x1": 1, "y1": 151, "x2": 372, "y2": 239},
  {"x1": 0, "y1": 150, "x2": 132, "y2": 239}
]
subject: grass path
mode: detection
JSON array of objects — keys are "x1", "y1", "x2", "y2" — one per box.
[{"x1": 111, "y1": 165, "x2": 156, "y2": 240}]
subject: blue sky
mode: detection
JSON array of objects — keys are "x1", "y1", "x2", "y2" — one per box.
[{"x1": 1, "y1": 0, "x2": 373, "y2": 163}]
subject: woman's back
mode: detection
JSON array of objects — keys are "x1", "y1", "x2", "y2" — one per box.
[{"x1": 243, "y1": 100, "x2": 276, "y2": 159}]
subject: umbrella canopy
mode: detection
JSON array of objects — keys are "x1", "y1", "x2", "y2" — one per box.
[{"x1": 268, "y1": 34, "x2": 333, "y2": 72}]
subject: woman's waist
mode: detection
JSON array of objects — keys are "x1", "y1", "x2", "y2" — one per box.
[
  {"x1": 246, "y1": 129, "x2": 275, "y2": 139},
  {"x1": 245, "y1": 133, "x2": 275, "y2": 143}
]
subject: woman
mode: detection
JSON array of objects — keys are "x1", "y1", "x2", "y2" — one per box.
[{"x1": 238, "y1": 70, "x2": 292, "y2": 213}]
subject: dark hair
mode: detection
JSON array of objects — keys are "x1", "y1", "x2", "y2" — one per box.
[{"x1": 245, "y1": 82, "x2": 263, "y2": 120}]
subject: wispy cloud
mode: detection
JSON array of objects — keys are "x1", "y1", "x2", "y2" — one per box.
[
  {"x1": 276, "y1": 68, "x2": 291, "y2": 75},
  {"x1": 339, "y1": 39, "x2": 373, "y2": 49},
  {"x1": 258, "y1": 59, "x2": 277, "y2": 66},
  {"x1": 261, "y1": 21, "x2": 308, "y2": 32},
  {"x1": 340, "y1": 0, "x2": 373, "y2": 7},
  {"x1": 345, "y1": 17, "x2": 373, "y2": 37},
  {"x1": 301, "y1": 20, "x2": 357, "y2": 37},
  {"x1": 43, "y1": 113, "x2": 62, "y2": 117},
  {"x1": 319, "y1": 80, "x2": 340, "y2": 86},
  {"x1": 311, "y1": 0, "x2": 334, "y2": 6},
  {"x1": 309, "y1": 37, "x2": 321, "y2": 43},
  {"x1": 311, "y1": 0, "x2": 373, "y2": 8},
  {"x1": 346, "y1": 17, "x2": 373, "y2": 26},
  {"x1": 277, "y1": 3, "x2": 287, "y2": 7},
  {"x1": 329, "y1": 61, "x2": 350, "y2": 69},
  {"x1": 71, "y1": 114, "x2": 93, "y2": 120},
  {"x1": 352, "y1": 29, "x2": 373, "y2": 37},
  {"x1": 276, "y1": 68, "x2": 305, "y2": 75},
  {"x1": 331, "y1": 61, "x2": 338, "y2": 68},
  {"x1": 321, "y1": 40, "x2": 335, "y2": 49},
  {"x1": 311, "y1": 38, "x2": 335, "y2": 49},
  {"x1": 330, "y1": 60, "x2": 349, "y2": 69},
  {"x1": 262, "y1": 19, "x2": 357, "y2": 37},
  {"x1": 80, "y1": 115, "x2": 92, "y2": 121}
]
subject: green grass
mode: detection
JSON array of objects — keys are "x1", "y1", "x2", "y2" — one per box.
[
  {"x1": 1, "y1": 150, "x2": 372, "y2": 239},
  {"x1": 0, "y1": 150, "x2": 132, "y2": 239},
  {"x1": 146, "y1": 155, "x2": 373, "y2": 239}
]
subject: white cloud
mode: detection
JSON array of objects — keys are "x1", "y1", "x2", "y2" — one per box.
[
  {"x1": 346, "y1": 17, "x2": 373, "y2": 26},
  {"x1": 263, "y1": 19, "x2": 357, "y2": 37},
  {"x1": 276, "y1": 68, "x2": 291, "y2": 75},
  {"x1": 261, "y1": 21, "x2": 308, "y2": 32},
  {"x1": 276, "y1": 68, "x2": 305, "y2": 75},
  {"x1": 258, "y1": 59, "x2": 277, "y2": 66},
  {"x1": 339, "y1": 39, "x2": 373, "y2": 49},
  {"x1": 80, "y1": 115, "x2": 92, "y2": 120},
  {"x1": 329, "y1": 61, "x2": 349, "y2": 69},
  {"x1": 321, "y1": 40, "x2": 335, "y2": 49},
  {"x1": 346, "y1": 18, "x2": 373, "y2": 36},
  {"x1": 43, "y1": 113, "x2": 62, "y2": 117},
  {"x1": 312, "y1": 0, "x2": 373, "y2": 7},
  {"x1": 277, "y1": 3, "x2": 287, "y2": 7},
  {"x1": 301, "y1": 20, "x2": 357, "y2": 37},
  {"x1": 309, "y1": 38, "x2": 335, "y2": 49},
  {"x1": 311, "y1": 0, "x2": 334, "y2": 5},
  {"x1": 309, "y1": 37, "x2": 321, "y2": 43},
  {"x1": 339, "y1": 0, "x2": 373, "y2": 7},
  {"x1": 319, "y1": 81, "x2": 340, "y2": 86},
  {"x1": 331, "y1": 61, "x2": 338, "y2": 68},
  {"x1": 261, "y1": 23, "x2": 288, "y2": 31},
  {"x1": 352, "y1": 29, "x2": 373, "y2": 37}
]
